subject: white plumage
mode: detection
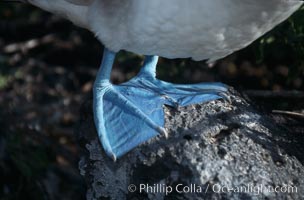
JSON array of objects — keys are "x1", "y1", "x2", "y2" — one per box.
[{"x1": 28, "y1": 0, "x2": 303, "y2": 62}]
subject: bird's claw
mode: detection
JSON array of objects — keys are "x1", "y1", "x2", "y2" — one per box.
[{"x1": 218, "y1": 92, "x2": 232, "y2": 104}]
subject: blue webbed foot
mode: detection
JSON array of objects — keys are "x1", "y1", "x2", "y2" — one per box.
[
  {"x1": 93, "y1": 80, "x2": 168, "y2": 160},
  {"x1": 93, "y1": 48, "x2": 229, "y2": 160}
]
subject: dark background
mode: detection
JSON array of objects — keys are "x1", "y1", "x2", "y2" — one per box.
[{"x1": 0, "y1": 3, "x2": 303, "y2": 200}]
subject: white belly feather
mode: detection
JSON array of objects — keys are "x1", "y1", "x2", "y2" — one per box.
[{"x1": 87, "y1": 0, "x2": 302, "y2": 61}]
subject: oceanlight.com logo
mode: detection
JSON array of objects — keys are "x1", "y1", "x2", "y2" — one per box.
[
  {"x1": 128, "y1": 183, "x2": 298, "y2": 196},
  {"x1": 212, "y1": 184, "x2": 297, "y2": 195}
]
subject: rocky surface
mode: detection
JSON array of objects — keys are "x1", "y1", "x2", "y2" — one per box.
[{"x1": 76, "y1": 89, "x2": 304, "y2": 200}]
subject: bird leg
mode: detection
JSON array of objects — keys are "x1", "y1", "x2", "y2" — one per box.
[
  {"x1": 93, "y1": 48, "x2": 228, "y2": 160},
  {"x1": 93, "y1": 49, "x2": 168, "y2": 161}
]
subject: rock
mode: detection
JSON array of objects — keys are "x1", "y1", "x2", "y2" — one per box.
[{"x1": 76, "y1": 89, "x2": 304, "y2": 200}]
